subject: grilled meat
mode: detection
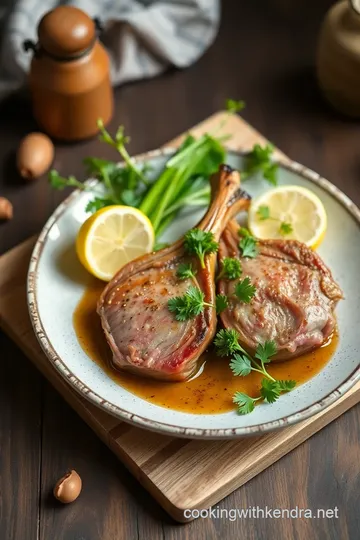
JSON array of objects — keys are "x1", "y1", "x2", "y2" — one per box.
[
  {"x1": 218, "y1": 221, "x2": 343, "y2": 360},
  {"x1": 98, "y1": 166, "x2": 250, "y2": 380}
]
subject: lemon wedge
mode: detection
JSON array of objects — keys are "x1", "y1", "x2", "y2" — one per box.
[
  {"x1": 248, "y1": 185, "x2": 327, "y2": 249},
  {"x1": 76, "y1": 206, "x2": 155, "y2": 281}
]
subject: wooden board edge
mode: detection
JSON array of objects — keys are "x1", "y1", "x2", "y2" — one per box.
[{"x1": 171, "y1": 388, "x2": 360, "y2": 520}]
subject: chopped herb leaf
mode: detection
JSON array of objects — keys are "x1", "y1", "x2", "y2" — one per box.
[
  {"x1": 49, "y1": 170, "x2": 84, "y2": 191},
  {"x1": 238, "y1": 226, "x2": 252, "y2": 238},
  {"x1": 279, "y1": 222, "x2": 293, "y2": 236},
  {"x1": 230, "y1": 354, "x2": 252, "y2": 377},
  {"x1": 217, "y1": 257, "x2": 242, "y2": 280},
  {"x1": 257, "y1": 205, "x2": 270, "y2": 221},
  {"x1": 215, "y1": 294, "x2": 229, "y2": 314},
  {"x1": 168, "y1": 286, "x2": 206, "y2": 321},
  {"x1": 239, "y1": 236, "x2": 258, "y2": 258},
  {"x1": 85, "y1": 197, "x2": 114, "y2": 213},
  {"x1": 242, "y1": 143, "x2": 278, "y2": 186},
  {"x1": 176, "y1": 263, "x2": 197, "y2": 281},
  {"x1": 276, "y1": 380, "x2": 297, "y2": 392},
  {"x1": 233, "y1": 392, "x2": 257, "y2": 415},
  {"x1": 235, "y1": 277, "x2": 257, "y2": 303},
  {"x1": 214, "y1": 329, "x2": 241, "y2": 357},
  {"x1": 255, "y1": 341, "x2": 277, "y2": 365},
  {"x1": 226, "y1": 99, "x2": 246, "y2": 114},
  {"x1": 168, "y1": 285, "x2": 216, "y2": 321},
  {"x1": 184, "y1": 228, "x2": 219, "y2": 268},
  {"x1": 260, "y1": 378, "x2": 281, "y2": 403}
]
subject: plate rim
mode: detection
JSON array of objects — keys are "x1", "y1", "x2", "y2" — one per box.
[{"x1": 27, "y1": 148, "x2": 360, "y2": 439}]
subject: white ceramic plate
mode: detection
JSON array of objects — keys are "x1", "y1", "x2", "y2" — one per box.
[{"x1": 28, "y1": 149, "x2": 360, "y2": 439}]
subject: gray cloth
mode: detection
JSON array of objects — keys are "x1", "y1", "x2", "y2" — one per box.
[{"x1": 0, "y1": 0, "x2": 220, "y2": 95}]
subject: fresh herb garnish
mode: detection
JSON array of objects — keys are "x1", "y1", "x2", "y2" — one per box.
[
  {"x1": 257, "y1": 205, "x2": 271, "y2": 221},
  {"x1": 242, "y1": 143, "x2": 278, "y2": 186},
  {"x1": 226, "y1": 99, "x2": 246, "y2": 114},
  {"x1": 49, "y1": 171, "x2": 86, "y2": 191},
  {"x1": 214, "y1": 329, "x2": 242, "y2": 357},
  {"x1": 213, "y1": 329, "x2": 296, "y2": 414},
  {"x1": 49, "y1": 112, "x2": 230, "y2": 238},
  {"x1": 49, "y1": 122, "x2": 148, "y2": 212},
  {"x1": 85, "y1": 197, "x2": 115, "y2": 213},
  {"x1": 233, "y1": 392, "x2": 257, "y2": 414},
  {"x1": 168, "y1": 286, "x2": 209, "y2": 321},
  {"x1": 97, "y1": 120, "x2": 148, "y2": 187},
  {"x1": 50, "y1": 100, "x2": 276, "y2": 245},
  {"x1": 215, "y1": 294, "x2": 229, "y2": 314},
  {"x1": 260, "y1": 379, "x2": 282, "y2": 403},
  {"x1": 238, "y1": 227, "x2": 258, "y2": 258},
  {"x1": 229, "y1": 353, "x2": 252, "y2": 376},
  {"x1": 176, "y1": 263, "x2": 197, "y2": 281},
  {"x1": 234, "y1": 277, "x2": 256, "y2": 303},
  {"x1": 255, "y1": 205, "x2": 294, "y2": 236},
  {"x1": 49, "y1": 171, "x2": 115, "y2": 209},
  {"x1": 217, "y1": 257, "x2": 242, "y2": 281},
  {"x1": 277, "y1": 380, "x2": 297, "y2": 392},
  {"x1": 238, "y1": 227, "x2": 252, "y2": 238},
  {"x1": 239, "y1": 235, "x2": 258, "y2": 258},
  {"x1": 183, "y1": 229, "x2": 219, "y2": 268},
  {"x1": 279, "y1": 222, "x2": 293, "y2": 236},
  {"x1": 168, "y1": 286, "x2": 227, "y2": 320},
  {"x1": 255, "y1": 341, "x2": 277, "y2": 363}
]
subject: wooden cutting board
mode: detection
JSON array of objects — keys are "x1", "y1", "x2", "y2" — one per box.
[{"x1": 0, "y1": 112, "x2": 359, "y2": 523}]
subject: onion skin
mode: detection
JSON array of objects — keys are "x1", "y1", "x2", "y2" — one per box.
[
  {"x1": 53, "y1": 469, "x2": 82, "y2": 503},
  {"x1": 0, "y1": 197, "x2": 13, "y2": 220},
  {"x1": 17, "y1": 132, "x2": 54, "y2": 180}
]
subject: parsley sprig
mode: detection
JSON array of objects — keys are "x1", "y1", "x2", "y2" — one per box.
[
  {"x1": 226, "y1": 99, "x2": 246, "y2": 114},
  {"x1": 257, "y1": 205, "x2": 271, "y2": 220},
  {"x1": 237, "y1": 227, "x2": 258, "y2": 258},
  {"x1": 176, "y1": 263, "x2": 197, "y2": 280},
  {"x1": 184, "y1": 229, "x2": 219, "y2": 268},
  {"x1": 238, "y1": 227, "x2": 252, "y2": 238},
  {"x1": 214, "y1": 329, "x2": 296, "y2": 414},
  {"x1": 238, "y1": 235, "x2": 258, "y2": 258},
  {"x1": 242, "y1": 143, "x2": 278, "y2": 186},
  {"x1": 235, "y1": 277, "x2": 256, "y2": 303},
  {"x1": 256, "y1": 205, "x2": 293, "y2": 237},
  {"x1": 168, "y1": 286, "x2": 228, "y2": 321},
  {"x1": 214, "y1": 329, "x2": 243, "y2": 357},
  {"x1": 217, "y1": 257, "x2": 242, "y2": 281},
  {"x1": 279, "y1": 222, "x2": 293, "y2": 236},
  {"x1": 168, "y1": 286, "x2": 208, "y2": 321},
  {"x1": 215, "y1": 295, "x2": 229, "y2": 314}
]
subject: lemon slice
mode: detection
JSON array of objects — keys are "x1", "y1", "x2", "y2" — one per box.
[
  {"x1": 76, "y1": 205, "x2": 154, "y2": 281},
  {"x1": 248, "y1": 185, "x2": 327, "y2": 249}
]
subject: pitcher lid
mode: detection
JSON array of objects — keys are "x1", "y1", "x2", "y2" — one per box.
[{"x1": 38, "y1": 6, "x2": 96, "y2": 59}]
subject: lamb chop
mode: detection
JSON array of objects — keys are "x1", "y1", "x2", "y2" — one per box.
[
  {"x1": 98, "y1": 165, "x2": 250, "y2": 381},
  {"x1": 218, "y1": 220, "x2": 343, "y2": 360}
]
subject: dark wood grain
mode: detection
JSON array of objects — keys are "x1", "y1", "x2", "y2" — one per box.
[
  {"x1": 0, "y1": 0, "x2": 359, "y2": 538},
  {"x1": 0, "y1": 333, "x2": 42, "y2": 540}
]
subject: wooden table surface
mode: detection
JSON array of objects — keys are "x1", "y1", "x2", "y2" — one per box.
[{"x1": 1, "y1": 0, "x2": 359, "y2": 538}]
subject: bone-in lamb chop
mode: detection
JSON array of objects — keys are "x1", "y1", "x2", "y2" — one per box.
[
  {"x1": 217, "y1": 220, "x2": 343, "y2": 361},
  {"x1": 98, "y1": 165, "x2": 250, "y2": 381}
]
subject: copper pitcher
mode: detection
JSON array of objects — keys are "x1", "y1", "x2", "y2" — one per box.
[{"x1": 24, "y1": 6, "x2": 114, "y2": 141}]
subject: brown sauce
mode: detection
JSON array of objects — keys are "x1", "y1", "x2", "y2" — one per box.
[{"x1": 73, "y1": 280, "x2": 339, "y2": 415}]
